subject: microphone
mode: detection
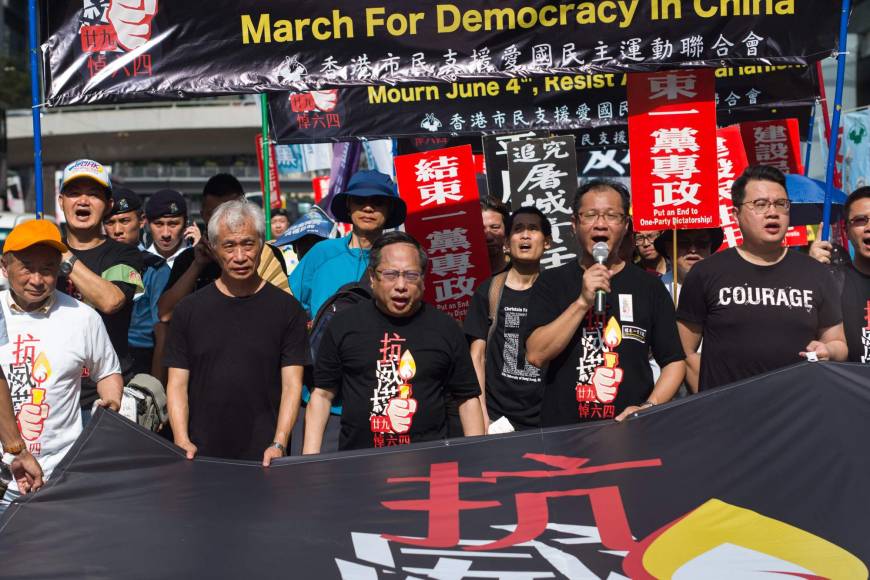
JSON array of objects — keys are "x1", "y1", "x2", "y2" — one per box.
[{"x1": 591, "y1": 241, "x2": 610, "y2": 315}]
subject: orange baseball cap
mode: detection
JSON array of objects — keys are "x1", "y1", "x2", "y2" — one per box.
[{"x1": 3, "y1": 220, "x2": 68, "y2": 254}]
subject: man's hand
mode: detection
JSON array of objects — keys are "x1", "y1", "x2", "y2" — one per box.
[
  {"x1": 808, "y1": 240, "x2": 832, "y2": 264},
  {"x1": 16, "y1": 404, "x2": 48, "y2": 441},
  {"x1": 262, "y1": 445, "x2": 284, "y2": 467},
  {"x1": 801, "y1": 340, "x2": 831, "y2": 361},
  {"x1": 590, "y1": 366, "x2": 623, "y2": 404},
  {"x1": 94, "y1": 398, "x2": 120, "y2": 412},
  {"x1": 176, "y1": 439, "x2": 197, "y2": 460},
  {"x1": 579, "y1": 264, "x2": 612, "y2": 308},
  {"x1": 192, "y1": 240, "x2": 214, "y2": 266},
  {"x1": 386, "y1": 397, "x2": 417, "y2": 434},
  {"x1": 108, "y1": 0, "x2": 158, "y2": 51},
  {"x1": 10, "y1": 450, "x2": 44, "y2": 495},
  {"x1": 183, "y1": 224, "x2": 202, "y2": 247}
]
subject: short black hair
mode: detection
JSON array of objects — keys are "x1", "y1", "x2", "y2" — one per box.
[
  {"x1": 845, "y1": 186, "x2": 870, "y2": 219},
  {"x1": 731, "y1": 165, "x2": 787, "y2": 207},
  {"x1": 203, "y1": 173, "x2": 244, "y2": 199},
  {"x1": 369, "y1": 231, "x2": 428, "y2": 274},
  {"x1": 572, "y1": 179, "x2": 631, "y2": 217},
  {"x1": 481, "y1": 196, "x2": 510, "y2": 225},
  {"x1": 271, "y1": 208, "x2": 290, "y2": 219},
  {"x1": 505, "y1": 206, "x2": 552, "y2": 238}
]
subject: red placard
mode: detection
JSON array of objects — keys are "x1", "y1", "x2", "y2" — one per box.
[
  {"x1": 739, "y1": 118, "x2": 808, "y2": 246},
  {"x1": 255, "y1": 134, "x2": 282, "y2": 209},
  {"x1": 395, "y1": 145, "x2": 491, "y2": 322},
  {"x1": 627, "y1": 70, "x2": 719, "y2": 231},
  {"x1": 312, "y1": 175, "x2": 330, "y2": 204},
  {"x1": 715, "y1": 126, "x2": 750, "y2": 249}
]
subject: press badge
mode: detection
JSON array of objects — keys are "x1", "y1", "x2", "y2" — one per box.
[{"x1": 619, "y1": 294, "x2": 634, "y2": 322}]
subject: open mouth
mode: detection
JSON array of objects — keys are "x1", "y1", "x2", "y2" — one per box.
[
  {"x1": 517, "y1": 242, "x2": 532, "y2": 252},
  {"x1": 74, "y1": 207, "x2": 92, "y2": 220},
  {"x1": 391, "y1": 296, "x2": 409, "y2": 309},
  {"x1": 763, "y1": 223, "x2": 780, "y2": 234},
  {"x1": 591, "y1": 235, "x2": 609, "y2": 244}
]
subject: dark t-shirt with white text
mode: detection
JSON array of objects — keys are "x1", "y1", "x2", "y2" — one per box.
[
  {"x1": 842, "y1": 265, "x2": 870, "y2": 364},
  {"x1": 677, "y1": 248, "x2": 842, "y2": 390}
]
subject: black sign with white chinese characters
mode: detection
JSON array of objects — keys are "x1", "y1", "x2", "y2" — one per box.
[
  {"x1": 507, "y1": 136, "x2": 581, "y2": 270},
  {"x1": 482, "y1": 131, "x2": 548, "y2": 203},
  {"x1": 2, "y1": 363, "x2": 870, "y2": 578},
  {"x1": 43, "y1": 1, "x2": 837, "y2": 106},
  {"x1": 269, "y1": 65, "x2": 819, "y2": 144}
]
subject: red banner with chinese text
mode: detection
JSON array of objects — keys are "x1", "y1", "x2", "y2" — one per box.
[
  {"x1": 255, "y1": 134, "x2": 282, "y2": 209},
  {"x1": 715, "y1": 126, "x2": 750, "y2": 249},
  {"x1": 739, "y1": 118, "x2": 808, "y2": 246},
  {"x1": 627, "y1": 70, "x2": 719, "y2": 231},
  {"x1": 395, "y1": 145, "x2": 491, "y2": 322}
]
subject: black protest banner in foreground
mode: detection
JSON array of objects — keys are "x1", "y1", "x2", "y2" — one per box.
[
  {"x1": 269, "y1": 65, "x2": 819, "y2": 143},
  {"x1": 3, "y1": 363, "x2": 868, "y2": 578},
  {"x1": 507, "y1": 136, "x2": 581, "y2": 270},
  {"x1": 44, "y1": 1, "x2": 838, "y2": 106}
]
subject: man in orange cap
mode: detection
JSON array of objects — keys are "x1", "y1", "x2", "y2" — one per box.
[{"x1": 0, "y1": 220, "x2": 122, "y2": 514}]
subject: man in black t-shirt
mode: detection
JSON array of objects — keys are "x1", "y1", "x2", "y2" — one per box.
[
  {"x1": 305, "y1": 232, "x2": 484, "y2": 452},
  {"x1": 524, "y1": 180, "x2": 686, "y2": 428},
  {"x1": 464, "y1": 206, "x2": 550, "y2": 431},
  {"x1": 809, "y1": 186, "x2": 870, "y2": 364},
  {"x1": 164, "y1": 200, "x2": 309, "y2": 464},
  {"x1": 56, "y1": 159, "x2": 144, "y2": 420},
  {"x1": 678, "y1": 165, "x2": 847, "y2": 392}
]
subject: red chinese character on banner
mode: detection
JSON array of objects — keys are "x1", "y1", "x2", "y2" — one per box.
[{"x1": 80, "y1": 25, "x2": 118, "y2": 53}]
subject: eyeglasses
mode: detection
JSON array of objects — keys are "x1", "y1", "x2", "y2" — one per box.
[
  {"x1": 740, "y1": 198, "x2": 791, "y2": 214},
  {"x1": 677, "y1": 237, "x2": 711, "y2": 250},
  {"x1": 375, "y1": 269, "x2": 423, "y2": 283},
  {"x1": 847, "y1": 215, "x2": 869, "y2": 228},
  {"x1": 578, "y1": 211, "x2": 626, "y2": 225},
  {"x1": 634, "y1": 233, "x2": 660, "y2": 245}
]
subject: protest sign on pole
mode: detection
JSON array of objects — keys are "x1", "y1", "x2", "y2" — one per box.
[
  {"x1": 627, "y1": 70, "x2": 719, "y2": 231},
  {"x1": 255, "y1": 134, "x2": 282, "y2": 209},
  {"x1": 395, "y1": 145, "x2": 490, "y2": 322},
  {"x1": 507, "y1": 135, "x2": 580, "y2": 270},
  {"x1": 715, "y1": 126, "x2": 750, "y2": 249},
  {"x1": 843, "y1": 109, "x2": 870, "y2": 193},
  {"x1": 483, "y1": 131, "x2": 548, "y2": 203}
]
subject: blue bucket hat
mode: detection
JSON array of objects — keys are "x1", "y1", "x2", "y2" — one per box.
[
  {"x1": 330, "y1": 170, "x2": 407, "y2": 229},
  {"x1": 275, "y1": 207, "x2": 335, "y2": 246}
]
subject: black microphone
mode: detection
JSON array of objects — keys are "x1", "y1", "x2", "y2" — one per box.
[{"x1": 591, "y1": 241, "x2": 609, "y2": 315}]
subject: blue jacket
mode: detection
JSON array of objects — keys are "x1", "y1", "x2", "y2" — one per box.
[{"x1": 128, "y1": 254, "x2": 171, "y2": 349}]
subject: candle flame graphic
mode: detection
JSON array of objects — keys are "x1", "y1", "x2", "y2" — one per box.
[
  {"x1": 603, "y1": 317, "x2": 623, "y2": 350},
  {"x1": 32, "y1": 352, "x2": 51, "y2": 385},
  {"x1": 398, "y1": 350, "x2": 417, "y2": 382}
]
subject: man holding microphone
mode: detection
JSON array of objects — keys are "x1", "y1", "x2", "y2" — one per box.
[{"x1": 524, "y1": 180, "x2": 685, "y2": 426}]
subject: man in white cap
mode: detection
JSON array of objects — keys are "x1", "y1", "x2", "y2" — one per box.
[{"x1": 56, "y1": 159, "x2": 143, "y2": 424}]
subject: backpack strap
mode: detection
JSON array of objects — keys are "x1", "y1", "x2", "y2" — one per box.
[{"x1": 486, "y1": 272, "x2": 509, "y2": 346}]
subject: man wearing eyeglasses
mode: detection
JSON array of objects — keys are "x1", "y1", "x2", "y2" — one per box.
[
  {"x1": 809, "y1": 186, "x2": 870, "y2": 364},
  {"x1": 304, "y1": 232, "x2": 484, "y2": 453},
  {"x1": 525, "y1": 180, "x2": 686, "y2": 427},
  {"x1": 677, "y1": 165, "x2": 847, "y2": 393},
  {"x1": 633, "y1": 230, "x2": 669, "y2": 276}
]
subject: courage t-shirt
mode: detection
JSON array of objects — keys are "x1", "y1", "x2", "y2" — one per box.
[
  {"x1": 314, "y1": 301, "x2": 481, "y2": 451},
  {"x1": 841, "y1": 265, "x2": 870, "y2": 364},
  {"x1": 163, "y1": 283, "x2": 310, "y2": 460},
  {"x1": 463, "y1": 278, "x2": 543, "y2": 429},
  {"x1": 677, "y1": 248, "x2": 842, "y2": 391},
  {"x1": 524, "y1": 261, "x2": 685, "y2": 428}
]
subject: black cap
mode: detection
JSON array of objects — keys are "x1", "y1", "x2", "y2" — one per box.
[
  {"x1": 146, "y1": 189, "x2": 188, "y2": 221},
  {"x1": 109, "y1": 187, "x2": 142, "y2": 216}
]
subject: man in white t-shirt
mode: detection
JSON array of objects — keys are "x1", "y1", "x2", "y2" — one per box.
[{"x1": 0, "y1": 220, "x2": 122, "y2": 514}]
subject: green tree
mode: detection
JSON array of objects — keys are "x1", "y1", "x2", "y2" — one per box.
[{"x1": 0, "y1": 57, "x2": 31, "y2": 109}]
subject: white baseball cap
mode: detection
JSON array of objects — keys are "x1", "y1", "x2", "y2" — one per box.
[{"x1": 61, "y1": 159, "x2": 112, "y2": 193}]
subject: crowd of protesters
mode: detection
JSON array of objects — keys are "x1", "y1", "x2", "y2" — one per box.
[{"x1": 1, "y1": 158, "x2": 868, "y2": 514}]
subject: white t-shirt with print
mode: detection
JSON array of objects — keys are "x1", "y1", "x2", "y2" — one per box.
[{"x1": 0, "y1": 290, "x2": 120, "y2": 491}]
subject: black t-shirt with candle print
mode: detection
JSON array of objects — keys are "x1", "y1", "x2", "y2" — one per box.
[
  {"x1": 523, "y1": 261, "x2": 685, "y2": 427},
  {"x1": 315, "y1": 301, "x2": 481, "y2": 450}
]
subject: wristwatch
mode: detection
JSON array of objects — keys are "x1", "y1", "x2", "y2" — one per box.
[
  {"x1": 269, "y1": 442, "x2": 286, "y2": 455},
  {"x1": 1, "y1": 441, "x2": 24, "y2": 466},
  {"x1": 60, "y1": 255, "x2": 78, "y2": 276}
]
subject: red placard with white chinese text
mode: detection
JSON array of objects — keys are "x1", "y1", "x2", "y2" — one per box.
[
  {"x1": 715, "y1": 126, "x2": 750, "y2": 249},
  {"x1": 395, "y1": 145, "x2": 491, "y2": 322},
  {"x1": 627, "y1": 69, "x2": 719, "y2": 231},
  {"x1": 740, "y1": 118, "x2": 808, "y2": 246},
  {"x1": 255, "y1": 134, "x2": 282, "y2": 209}
]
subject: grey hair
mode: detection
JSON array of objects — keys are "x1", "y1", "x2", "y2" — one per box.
[{"x1": 207, "y1": 200, "x2": 265, "y2": 243}]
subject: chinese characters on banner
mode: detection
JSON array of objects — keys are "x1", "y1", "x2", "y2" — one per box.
[
  {"x1": 715, "y1": 126, "x2": 750, "y2": 249},
  {"x1": 506, "y1": 136, "x2": 580, "y2": 270},
  {"x1": 483, "y1": 131, "x2": 547, "y2": 203},
  {"x1": 627, "y1": 70, "x2": 719, "y2": 231},
  {"x1": 396, "y1": 145, "x2": 491, "y2": 322},
  {"x1": 254, "y1": 134, "x2": 282, "y2": 209},
  {"x1": 740, "y1": 118, "x2": 808, "y2": 246}
]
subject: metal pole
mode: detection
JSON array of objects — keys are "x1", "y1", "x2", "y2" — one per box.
[
  {"x1": 672, "y1": 228, "x2": 678, "y2": 306},
  {"x1": 28, "y1": 0, "x2": 44, "y2": 218},
  {"x1": 803, "y1": 100, "x2": 816, "y2": 177},
  {"x1": 821, "y1": 0, "x2": 851, "y2": 242},
  {"x1": 260, "y1": 93, "x2": 273, "y2": 240}
]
